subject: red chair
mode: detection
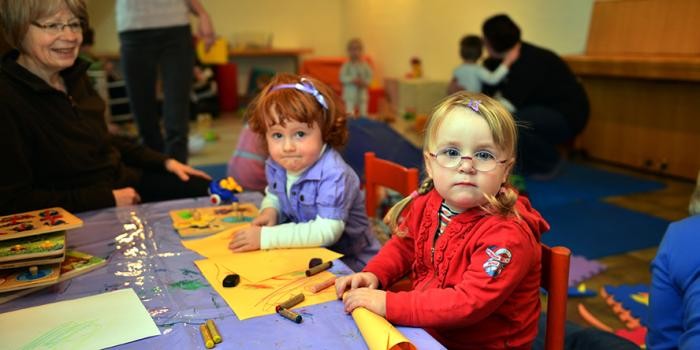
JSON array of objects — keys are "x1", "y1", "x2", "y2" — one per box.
[
  {"x1": 541, "y1": 244, "x2": 572, "y2": 350},
  {"x1": 363, "y1": 152, "x2": 419, "y2": 218}
]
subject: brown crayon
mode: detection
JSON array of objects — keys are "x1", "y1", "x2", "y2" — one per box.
[
  {"x1": 199, "y1": 324, "x2": 214, "y2": 349},
  {"x1": 206, "y1": 319, "x2": 222, "y2": 343},
  {"x1": 305, "y1": 261, "x2": 333, "y2": 277},
  {"x1": 275, "y1": 293, "x2": 305, "y2": 312},
  {"x1": 277, "y1": 307, "x2": 303, "y2": 323},
  {"x1": 310, "y1": 277, "x2": 337, "y2": 294}
]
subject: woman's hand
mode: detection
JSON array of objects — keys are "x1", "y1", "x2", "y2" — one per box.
[
  {"x1": 113, "y1": 187, "x2": 141, "y2": 206},
  {"x1": 335, "y1": 272, "x2": 380, "y2": 298},
  {"x1": 228, "y1": 225, "x2": 262, "y2": 252},
  {"x1": 252, "y1": 207, "x2": 278, "y2": 227},
  {"x1": 342, "y1": 288, "x2": 387, "y2": 316},
  {"x1": 165, "y1": 159, "x2": 212, "y2": 181}
]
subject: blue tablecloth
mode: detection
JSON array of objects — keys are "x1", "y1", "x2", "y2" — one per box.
[{"x1": 0, "y1": 195, "x2": 444, "y2": 349}]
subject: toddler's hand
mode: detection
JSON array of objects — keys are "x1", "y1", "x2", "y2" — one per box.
[
  {"x1": 335, "y1": 272, "x2": 379, "y2": 299},
  {"x1": 228, "y1": 226, "x2": 262, "y2": 252},
  {"x1": 342, "y1": 288, "x2": 387, "y2": 316},
  {"x1": 252, "y1": 207, "x2": 277, "y2": 227}
]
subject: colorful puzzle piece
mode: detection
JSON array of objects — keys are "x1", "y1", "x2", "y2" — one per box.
[{"x1": 169, "y1": 203, "x2": 258, "y2": 237}]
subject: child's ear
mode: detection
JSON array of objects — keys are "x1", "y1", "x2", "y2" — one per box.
[
  {"x1": 423, "y1": 151, "x2": 434, "y2": 179},
  {"x1": 502, "y1": 158, "x2": 515, "y2": 184}
]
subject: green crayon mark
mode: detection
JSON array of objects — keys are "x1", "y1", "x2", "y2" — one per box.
[{"x1": 169, "y1": 279, "x2": 208, "y2": 291}]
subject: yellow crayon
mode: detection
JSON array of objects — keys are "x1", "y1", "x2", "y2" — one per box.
[
  {"x1": 200, "y1": 324, "x2": 214, "y2": 349},
  {"x1": 206, "y1": 319, "x2": 222, "y2": 344}
]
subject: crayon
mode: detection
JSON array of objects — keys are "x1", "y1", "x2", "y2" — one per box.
[
  {"x1": 305, "y1": 261, "x2": 333, "y2": 277},
  {"x1": 199, "y1": 324, "x2": 214, "y2": 349},
  {"x1": 310, "y1": 277, "x2": 336, "y2": 294},
  {"x1": 277, "y1": 307, "x2": 303, "y2": 323},
  {"x1": 206, "y1": 319, "x2": 222, "y2": 344},
  {"x1": 275, "y1": 293, "x2": 305, "y2": 312}
]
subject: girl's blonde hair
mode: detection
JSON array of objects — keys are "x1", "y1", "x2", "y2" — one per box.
[
  {"x1": 386, "y1": 91, "x2": 519, "y2": 236},
  {"x1": 246, "y1": 73, "x2": 348, "y2": 149}
]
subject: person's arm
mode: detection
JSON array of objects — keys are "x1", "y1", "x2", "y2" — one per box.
[
  {"x1": 0, "y1": 112, "x2": 115, "y2": 214},
  {"x1": 260, "y1": 215, "x2": 344, "y2": 248},
  {"x1": 383, "y1": 222, "x2": 538, "y2": 328},
  {"x1": 647, "y1": 230, "x2": 684, "y2": 350},
  {"x1": 186, "y1": 0, "x2": 215, "y2": 49},
  {"x1": 339, "y1": 62, "x2": 354, "y2": 85},
  {"x1": 476, "y1": 64, "x2": 509, "y2": 85},
  {"x1": 110, "y1": 135, "x2": 168, "y2": 171}
]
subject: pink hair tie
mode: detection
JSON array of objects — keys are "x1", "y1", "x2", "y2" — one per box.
[{"x1": 409, "y1": 191, "x2": 419, "y2": 199}]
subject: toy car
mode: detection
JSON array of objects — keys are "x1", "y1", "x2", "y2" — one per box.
[{"x1": 209, "y1": 177, "x2": 243, "y2": 205}]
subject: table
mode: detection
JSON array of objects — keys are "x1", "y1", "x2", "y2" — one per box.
[
  {"x1": 0, "y1": 195, "x2": 444, "y2": 349},
  {"x1": 383, "y1": 77, "x2": 448, "y2": 116}
]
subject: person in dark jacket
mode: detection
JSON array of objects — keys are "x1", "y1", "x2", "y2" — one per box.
[
  {"x1": 0, "y1": 0, "x2": 211, "y2": 215},
  {"x1": 482, "y1": 14, "x2": 589, "y2": 177}
]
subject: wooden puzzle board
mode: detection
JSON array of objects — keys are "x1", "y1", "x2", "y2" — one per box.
[
  {"x1": 0, "y1": 250, "x2": 107, "y2": 304},
  {"x1": 0, "y1": 231, "x2": 66, "y2": 263},
  {"x1": 0, "y1": 262, "x2": 61, "y2": 293},
  {"x1": 169, "y1": 203, "x2": 258, "y2": 237},
  {"x1": 0, "y1": 207, "x2": 82, "y2": 241}
]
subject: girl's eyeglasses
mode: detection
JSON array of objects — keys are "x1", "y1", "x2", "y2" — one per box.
[{"x1": 428, "y1": 147, "x2": 508, "y2": 172}]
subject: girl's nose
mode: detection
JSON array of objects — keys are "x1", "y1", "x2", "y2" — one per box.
[
  {"x1": 282, "y1": 138, "x2": 295, "y2": 151},
  {"x1": 457, "y1": 157, "x2": 477, "y2": 174}
]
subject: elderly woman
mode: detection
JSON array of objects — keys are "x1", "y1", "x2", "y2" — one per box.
[{"x1": 0, "y1": 0, "x2": 211, "y2": 215}]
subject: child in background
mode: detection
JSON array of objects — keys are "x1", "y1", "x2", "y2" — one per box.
[
  {"x1": 448, "y1": 35, "x2": 518, "y2": 112},
  {"x1": 340, "y1": 38, "x2": 373, "y2": 118},
  {"x1": 228, "y1": 73, "x2": 380, "y2": 272},
  {"x1": 226, "y1": 123, "x2": 268, "y2": 192},
  {"x1": 336, "y1": 92, "x2": 549, "y2": 349}
]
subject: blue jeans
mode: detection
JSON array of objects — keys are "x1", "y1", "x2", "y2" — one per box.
[{"x1": 119, "y1": 25, "x2": 194, "y2": 163}]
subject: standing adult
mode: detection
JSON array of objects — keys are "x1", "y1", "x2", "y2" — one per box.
[
  {"x1": 116, "y1": 0, "x2": 216, "y2": 163},
  {"x1": 0, "y1": 0, "x2": 211, "y2": 215},
  {"x1": 481, "y1": 14, "x2": 589, "y2": 177}
]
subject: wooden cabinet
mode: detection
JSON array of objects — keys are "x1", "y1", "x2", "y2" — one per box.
[{"x1": 564, "y1": 0, "x2": 700, "y2": 180}]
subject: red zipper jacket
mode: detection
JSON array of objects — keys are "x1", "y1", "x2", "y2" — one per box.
[{"x1": 364, "y1": 190, "x2": 549, "y2": 349}]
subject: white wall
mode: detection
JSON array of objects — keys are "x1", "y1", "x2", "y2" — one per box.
[
  {"x1": 86, "y1": 0, "x2": 594, "y2": 82},
  {"x1": 341, "y1": 0, "x2": 595, "y2": 80}
]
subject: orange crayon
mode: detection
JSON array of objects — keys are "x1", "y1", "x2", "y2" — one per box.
[{"x1": 310, "y1": 277, "x2": 336, "y2": 294}]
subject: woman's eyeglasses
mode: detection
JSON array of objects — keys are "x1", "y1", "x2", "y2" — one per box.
[
  {"x1": 31, "y1": 21, "x2": 83, "y2": 34},
  {"x1": 428, "y1": 147, "x2": 508, "y2": 172}
]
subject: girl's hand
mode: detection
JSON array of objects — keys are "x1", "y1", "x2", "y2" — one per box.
[
  {"x1": 164, "y1": 159, "x2": 212, "y2": 181},
  {"x1": 113, "y1": 187, "x2": 141, "y2": 206},
  {"x1": 335, "y1": 272, "x2": 380, "y2": 299},
  {"x1": 252, "y1": 207, "x2": 278, "y2": 227},
  {"x1": 342, "y1": 288, "x2": 387, "y2": 316},
  {"x1": 228, "y1": 226, "x2": 262, "y2": 252}
]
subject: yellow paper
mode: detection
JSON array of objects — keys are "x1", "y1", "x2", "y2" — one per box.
[
  {"x1": 196, "y1": 38, "x2": 228, "y2": 64},
  {"x1": 195, "y1": 258, "x2": 338, "y2": 320},
  {"x1": 352, "y1": 307, "x2": 416, "y2": 350},
  {"x1": 182, "y1": 229, "x2": 342, "y2": 282}
]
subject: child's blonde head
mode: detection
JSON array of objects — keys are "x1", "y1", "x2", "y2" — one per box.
[
  {"x1": 387, "y1": 91, "x2": 520, "y2": 236},
  {"x1": 247, "y1": 73, "x2": 348, "y2": 149}
]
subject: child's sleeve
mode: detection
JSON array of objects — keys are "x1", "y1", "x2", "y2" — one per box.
[
  {"x1": 260, "y1": 215, "x2": 344, "y2": 249},
  {"x1": 647, "y1": 230, "x2": 684, "y2": 350},
  {"x1": 477, "y1": 64, "x2": 509, "y2": 85},
  {"x1": 384, "y1": 221, "x2": 539, "y2": 328},
  {"x1": 339, "y1": 62, "x2": 353, "y2": 84},
  {"x1": 259, "y1": 186, "x2": 280, "y2": 211}
]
